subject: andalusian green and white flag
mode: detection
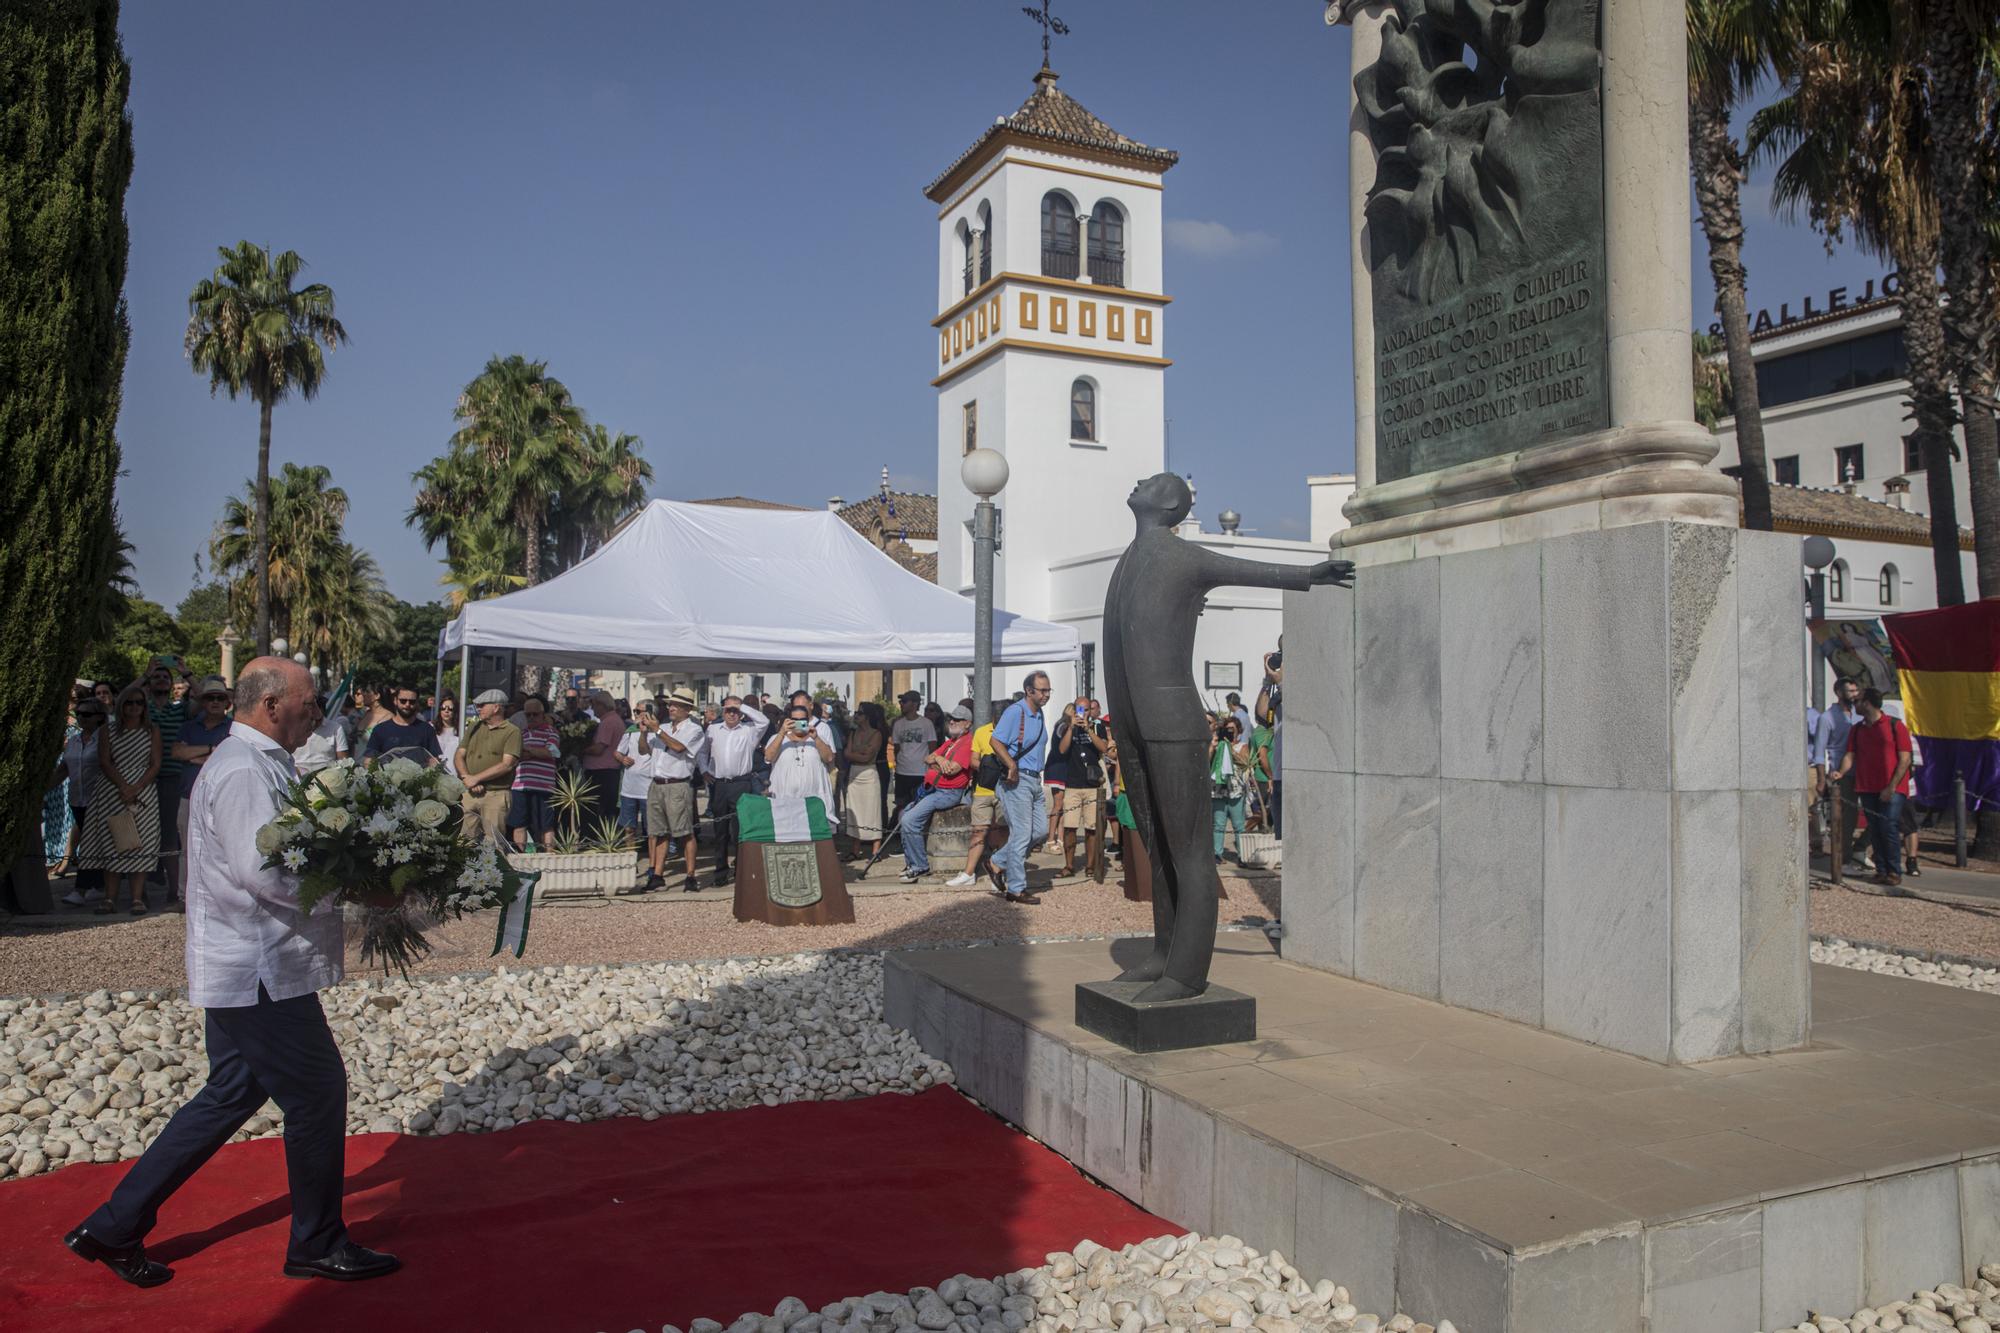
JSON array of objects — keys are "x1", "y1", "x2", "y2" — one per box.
[
  {"x1": 490, "y1": 871, "x2": 537, "y2": 959},
  {"x1": 734, "y1": 794, "x2": 832, "y2": 843}
]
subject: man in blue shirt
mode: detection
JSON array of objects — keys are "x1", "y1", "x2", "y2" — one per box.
[
  {"x1": 992, "y1": 671, "x2": 1053, "y2": 905},
  {"x1": 1811, "y1": 677, "x2": 1866, "y2": 867}
]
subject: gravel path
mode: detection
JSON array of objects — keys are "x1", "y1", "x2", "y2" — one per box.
[
  {"x1": 1810, "y1": 882, "x2": 2000, "y2": 965},
  {"x1": 683, "y1": 1233, "x2": 1458, "y2": 1333},
  {"x1": 0, "y1": 875, "x2": 1281, "y2": 999}
]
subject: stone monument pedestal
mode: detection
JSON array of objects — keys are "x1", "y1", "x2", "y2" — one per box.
[
  {"x1": 1281, "y1": 519, "x2": 1808, "y2": 1062},
  {"x1": 1074, "y1": 979, "x2": 1256, "y2": 1053}
]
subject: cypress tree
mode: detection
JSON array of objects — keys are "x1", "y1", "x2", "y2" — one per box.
[{"x1": 0, "y1": 0, "x2": 132, "y2": 868}]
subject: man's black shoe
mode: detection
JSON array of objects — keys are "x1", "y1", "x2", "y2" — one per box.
[
  {"x1": 64, "y1": 1225, "x2": 173, "y2": 1288},
  {"x1": 642, "y1": 872, "x2": 665, "y2": 891},
  {"x1": 283, "y1": 1242, "x2": 402, "y2": 1282},
  {"x1": 713, "y1": 868, "x2": 732, "y2": 885}
]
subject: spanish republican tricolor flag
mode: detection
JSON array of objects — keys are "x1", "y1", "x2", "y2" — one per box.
[{"x1": 1883, "y1": 601, "x2": 2000, "y2": 808}]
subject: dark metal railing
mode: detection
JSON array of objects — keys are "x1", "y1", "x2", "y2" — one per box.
[
  {"x1": 1088, "y1": 252, "x2": 1124, "y2": 288},
  {"x1": 1042, "y1": 246, "x2": 1080, "y2": 280}
]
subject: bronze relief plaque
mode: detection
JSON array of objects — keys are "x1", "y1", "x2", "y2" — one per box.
[{"x1": 1360, "y1": 0, "x2": 1610, "y2": 483}]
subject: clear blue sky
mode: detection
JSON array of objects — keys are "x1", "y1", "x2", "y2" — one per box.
[{"x1": 114, "y1": 1, "x2": 1875, "y2": 608}]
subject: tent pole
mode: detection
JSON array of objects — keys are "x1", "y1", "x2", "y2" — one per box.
[
  {"x1": 432, "y1": 654, "x2": 444, "y2": 719},
  {"x1": 457, "y1": 647, "x2": 471, "y2": 738}
]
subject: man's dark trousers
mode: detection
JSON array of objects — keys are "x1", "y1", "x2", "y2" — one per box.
[
  {"x1": 84, "y1": 984, "x2": 348, "y2": 1260},
  {"x1": 709, "y1": 776, "x2": 754, "y2": 874}
]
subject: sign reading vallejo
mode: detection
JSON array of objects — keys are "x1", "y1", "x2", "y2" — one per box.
[{"x1": 1360, "y1": 0, "x2": 1610, "y2": 483}]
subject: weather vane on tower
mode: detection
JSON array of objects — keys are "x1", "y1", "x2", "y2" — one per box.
[{"x1": 1021, "y1": 0, "x2": 1069, "y2": 67}]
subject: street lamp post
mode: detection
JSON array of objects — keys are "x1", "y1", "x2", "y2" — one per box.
[{"x1": 960, "y1": 448, "x2": 1010, "y2": 730}]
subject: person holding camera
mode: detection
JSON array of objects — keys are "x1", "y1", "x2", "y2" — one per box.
[
  {"x1": 1209, "y1": 714, "x2": 1253, "y2": 864},
  {"x1": 1051, "y1": 695, "x2": 1109, "y2": 877},
  {"x1": 764, "y1": 697, "x2": 835, "y2": 808}
]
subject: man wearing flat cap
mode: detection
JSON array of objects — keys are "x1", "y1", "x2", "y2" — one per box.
[{"x1": 454, "y1": 689, "x2": 521, "y2": 844}]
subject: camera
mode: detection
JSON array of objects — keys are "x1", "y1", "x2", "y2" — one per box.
[{"x1": 1267, "y1": 651, "x2": 1282, "y2": 672}]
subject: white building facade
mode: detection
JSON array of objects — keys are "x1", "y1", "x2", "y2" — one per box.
[{"x1": 926, "y1": 65, "x2": 1324, "y2": 705}]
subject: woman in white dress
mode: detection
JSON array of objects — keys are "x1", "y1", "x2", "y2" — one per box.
[
  {"x1": 763, "y1": 699, "x2": 834, "y2": 808},
  {"x1": 431, "y1": 694, "x2": 461, "y2": 769}
]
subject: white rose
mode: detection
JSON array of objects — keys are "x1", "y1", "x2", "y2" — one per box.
[
  {"x1": 317, "y1": 806, "x2": 354, "y2": 834},
  {"x1": 411, "y1": 799, "x2": 451, "y2": 829},
  {"x1": 384, "y1": 757, "x2": 424, "y2": 786},
  {"x1": 254, "y1": 823, "x2": 285, "y2": 857},
  {"x1": 434, "y1": 772, "x2": 465, "y2": 801},
  {"x1": 313, "y1": 765, "x2": 351, "y2": 798}
]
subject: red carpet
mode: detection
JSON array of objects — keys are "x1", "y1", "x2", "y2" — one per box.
[{"x1": 0, "y1": 1087, "x2": 1165, "y2": 1333}]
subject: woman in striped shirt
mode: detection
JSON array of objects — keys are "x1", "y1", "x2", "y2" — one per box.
[{"x1": 509, "y1": 695, "x2": 561, "y2": 851}]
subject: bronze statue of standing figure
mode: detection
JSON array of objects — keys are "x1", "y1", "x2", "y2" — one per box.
[{"x1": 1102, "y1": 473, "x2": 1353, "y2": 1003}]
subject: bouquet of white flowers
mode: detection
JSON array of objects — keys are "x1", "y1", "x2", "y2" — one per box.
[{"x1": 256, "y1": 757, "x2": 535, "y2": 975}]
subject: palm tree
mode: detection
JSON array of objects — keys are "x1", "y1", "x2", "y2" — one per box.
[
  {"x1": 446, "y1": 355, "x2": 585, "y2": 589},
  {"x1": 299, "y1": 542, "x2": 394, "y2": 677},
  {"x1": 439, "y1": 517, "x2": 528, "y2": 610},
  {"x1": 1692, "y1": 331, "x2": 1734, "y2": 429},
  {"x1": 185, "y1": 241, "x2": 348, "y2": 655},
  {"x1": 1916, "y1": 0, "x2": 2000, "y2": 599},
  {"x1": 1747, "y1": 0, "x2": 1967, "y2": 604},
  {"x1": 547, "y1": 423, "x2": 653, "y2": 574},
  {"x1": 210, "y1": 462, "x2": 349, "y2": 644},
  {"x1": 1689, "y1": 0, "x2": 1780, "y2": 531}
]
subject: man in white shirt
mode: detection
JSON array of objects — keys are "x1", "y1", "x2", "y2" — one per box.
[
  {"x1": 702, "y1": 694, "x2": 771, "y2": 887},
  {"x1": 639, "y1": 687, "x2": 708, "y2": 890},
  {"x1": 614, "y1": 699, "x2": 658, "y2": 843},
  {"x1": 66, "y1": 658, "x2": 401, "y2": 1288}
]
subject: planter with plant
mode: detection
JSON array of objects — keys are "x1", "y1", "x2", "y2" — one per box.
[{"x1": 512, "y1": 770, "x2": 641, "y2": 899}]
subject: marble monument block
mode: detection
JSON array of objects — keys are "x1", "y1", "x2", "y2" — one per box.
[{"x1": 1282, "y1": 521, "x2": 1808, "y2": 1063}]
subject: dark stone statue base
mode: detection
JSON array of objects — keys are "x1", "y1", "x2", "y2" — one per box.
[{"x1": 1074, "y1": 980, "x2": 1256, "y2": 1053}]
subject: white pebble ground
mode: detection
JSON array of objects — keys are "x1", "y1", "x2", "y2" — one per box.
[
  {"x1": 1759, "y1": 1264, "x2": 2000, "y2": 1331},
  {"x1": 0, "y1": 953, "x2": 949, "y2": 1180},
  {"x1": 635, "y1": 1234, "x2": 1457, "y2": 1333},
  {"x1": 1812, "y1": 938, "x2": 2000, "y2": 994}
]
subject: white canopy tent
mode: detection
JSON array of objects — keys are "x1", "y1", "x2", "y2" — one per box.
[{"x1": 435, "y1": 499, "x2": 1079, "y2": 679}]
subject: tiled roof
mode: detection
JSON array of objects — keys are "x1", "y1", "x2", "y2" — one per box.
[
  {"x1": 837, "y1": 491, "x2": 938, "y2": 542},
  {"x1": 1748, "y1": 295, "x2": 1899, "y2": 345},
  {"x1": 925, "y1": 67, "x2": 1178, "y2": 201},
  {"x1": 1758, "y1": 482, "x2": 1973, "y2": 549},
  {"x1": 896, "y1": 550, "x2": 940, "y2": 583},
  {"x1": 688, "y1": 496, "x2": 812, "y2": 512}
]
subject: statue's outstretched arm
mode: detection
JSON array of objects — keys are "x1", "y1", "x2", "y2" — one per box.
[{"x1": 1189, "y1": 545, "x2": 1355, "y2": 593}]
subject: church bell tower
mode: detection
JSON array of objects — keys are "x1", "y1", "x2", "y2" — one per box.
[{"x1": 925, "y1": 62, "x2": 1177, "y2": 676}]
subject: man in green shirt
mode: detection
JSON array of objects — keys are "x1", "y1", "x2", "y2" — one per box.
[{"x1": 454, "y1": 690, "x2": 522, "y2": 845}]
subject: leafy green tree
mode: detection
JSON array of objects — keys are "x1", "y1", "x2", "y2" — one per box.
[
  {"x1": 353, "y1": 599, "x2": 453, "y2": 695},
  {"x1": 79, "y1": 597, "x2": 185, "y2": 690},
  {"x1": 185, "y1": 241, "x2": 348, "y2": 655},
  {"x1": 1689, "y1": 0, "x2": 1781, "y2": 531},
  {"x1": 436, "y1": 515, "x2": 526, "y2": 609},
  {"x1": 0, "y1": 0, "x2": 132, "y2": 862},
  {"x1": 173, "y1": 580, "x2": 231, "y2": 677},
  {"x1": 1748, "y1": 0, "x2": 1966, "y2": 604}
]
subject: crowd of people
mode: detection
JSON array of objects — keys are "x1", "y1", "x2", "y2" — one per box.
[{"x1": 41, "y1": 650, "x2": 1292, "y2": 912}]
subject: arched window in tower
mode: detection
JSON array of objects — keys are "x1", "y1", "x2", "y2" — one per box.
[
  {"x1": 1042, "y1": 193, "x2": 1079, "y2": 280},
  {"x1": 1879, "y1": 563, "x2": 1899, "y2": 606},
  {"x1": 977, "y1": 202, "x2": 993, "y2": 285},
  {"x1": 1071, "y1": 378, "x2": 1097, "y2": 442},
  {"x1": 1088, "y1": 202, "x2": 1126, "y2": 288},
  {"x1": 958, "y1": 220, "x2": 975, "y2": 297},
  {"x1": 1829, "y1": 559, "x2": 1848, "y2": 602}
]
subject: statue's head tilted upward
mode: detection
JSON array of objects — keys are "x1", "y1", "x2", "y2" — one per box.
[{"x1": 1126, "y1": 472, "x2": 1193, "y2": 530}]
